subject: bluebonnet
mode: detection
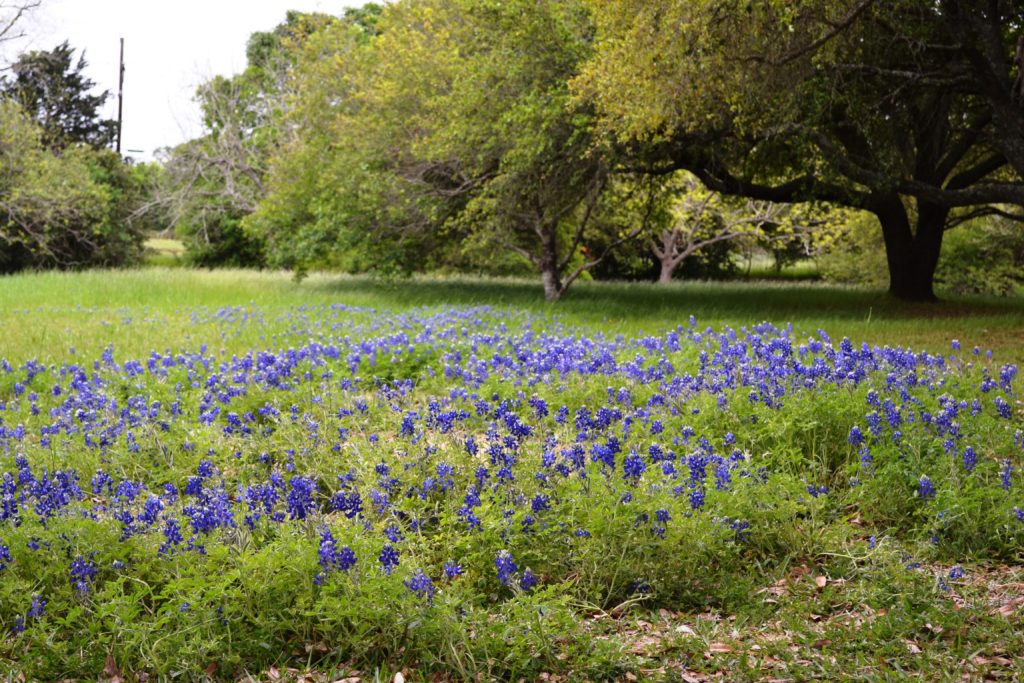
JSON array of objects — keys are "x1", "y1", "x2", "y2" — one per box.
[
  {"x1": 806, "y1": 485, "x2": 828, "y2": 498},
  {"x1": 714, "y1": 460, "x2": 731, "y2": 491},
  {"x1": 379, "y1": 544, "x2": 400, "y2": 575},
  {"x1": 384, "y1": 524, "x2": 404, "y2": 543},
  {"x1": 183, "y1": 486, "x2": 235, "y2": 535},
  {"x1": 159, "y1": 518, "x2": 184, "y2": 556},
  {"x1": 519, "y1": 568, "x2": 537, "y2": 591},
  {"x1": 69, "y1": 555, "x2": 97, "y2": 594},
  {"x1": 623, "y1": 451, "x2": 646, "y2": 483},
  {"x1": 495, "y1": 550, "x2": 517, "y2": 586},
  {"x1": 27, "y1": 594, "x2": 46, "y2": 619},
  {"x1": 315, "y1": 528, "x2": 357, "y2": 584},
  {"x1": 962, "y1": 447, "x2": 977, "y2": 473},
  {"x1": 995, "y1": 397, "x2": 1012, "y2": 419},
  {"x1": 404, "y1": 569, "x2": 436, "y2": 603},
  {"x1": 286, "y1": 476, "x2": 317, "y2": 520},
  {"x1": 918, "y1": 476, "x2": 936, "y2": 501}
]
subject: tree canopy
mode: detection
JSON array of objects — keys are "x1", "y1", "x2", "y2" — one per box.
[
  {"x1": 141, "y1": 2, "x2": 1024, "y2": 300},
  {"x1": 0, "y1": 99, "x2": 143, "y2": 271},
  {"x1": 1, "y1": 40, "x2": 117, "y2": 152},
  {"x1": 575, "y1": 0, "x2": 1024, "y2": 300},
  {"x1": 246, "y1": 0, "x2": 667, "y2": 299}
]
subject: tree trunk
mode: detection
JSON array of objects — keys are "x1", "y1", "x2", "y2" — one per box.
[
  {"x1": 654, "y1": 230, "x2": 678, "y2": 284},
  {"x1": 874, "y1": 196, "x2": 948, "y2": 302},
  {"x1": 657, "y1": 258, "x2": 675, "y2": 284},
  {"x1": 538, "y1": 224, "x2": 563, "y2": 301}
]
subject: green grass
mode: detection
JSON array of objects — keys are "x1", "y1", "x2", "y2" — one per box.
[
  {"x1": 2, "y1": 268, "x2": 1022, "y2": 362},
  {"x1": 141, "y1": 235, "x2": 186, "y2": 268}
]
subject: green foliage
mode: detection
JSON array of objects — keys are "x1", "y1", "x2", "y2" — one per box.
[
  {"x1": 248, "y1": 0, "x2": 665, "y2": 299},
  {"x1": 156, "y1": 12, "x2": 342, "y2": 269},
  {"x1": 574, "y1": 0, "x2": 1024, "y2": 301},
  {"x1": 0, "y1": 277, "x2": 1021, "y2": 679},
  {"x1": 0, "y1": 40, "x2": 116, "y2": 152},
  {"x1": 0, "y1": 100, "x2": 143, "y2": 272},
  {"x1": 816, "y1": 212, "x2": 888, "y2": 287},
  {"x1": 936, "y1": 217, "x2": 1024, "y2": 297}
]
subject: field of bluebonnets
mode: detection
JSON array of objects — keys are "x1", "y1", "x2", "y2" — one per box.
[{"x1": 1, "y1": 270, "x2": 1023, "y2": 681}]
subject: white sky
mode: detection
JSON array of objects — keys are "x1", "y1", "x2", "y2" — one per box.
[{"x1": 5, "y1": 0, "x2": 364, "y2": 161}]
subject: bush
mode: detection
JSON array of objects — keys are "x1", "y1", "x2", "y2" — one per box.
[
  {"x1": 815, "y1": 212, "x2": 888, "y2": 287},
  {"x1": 0, "y1": 101, "x2": 143, "y2": 272},
  {"x1": 935, "y1": 216, "x2": 1024, "y2": 296},
  {"x1": 180, "y1": 212, "x2": 267, "y2": 269}
]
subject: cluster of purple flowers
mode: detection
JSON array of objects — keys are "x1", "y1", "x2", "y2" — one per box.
[{"x1": 0, "y1": 304, "x2": 1018, "y2": 625}]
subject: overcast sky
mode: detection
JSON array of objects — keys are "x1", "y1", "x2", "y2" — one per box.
[{"x1": 6, "y1": 0, "x2": 363, "y2": 161}]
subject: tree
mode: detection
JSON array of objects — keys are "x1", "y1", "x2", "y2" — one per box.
[
  {"x1": 575, "y1": 0, "x2": 1024, "y2": 301},
  {"x1": 1, "y1": 40, "x2": 116, "y2": 152},
  {"x1": 253, "y1": 0, "x2": 654, "y2": 299},
  {"x1": 155, "y1": 76, "x2": 270, "y2": 267},
  {"x1": 242, "y1": 13, "x2": 390, "y2": 274},
  {"x1": 0, "y1": 0, "x2": 39, "y2": 51},
  {"x1": 154, "y1": 12, "x2": 337, "y2": 266},
  {"x1": 651, "y1": 173, "x2": 783, "y2": 283},
  {"x1": 0, "y1": 99, "x2": 142, "y2": 271},
  {"x1": 935, "y1": 1, "x2": 1024, "y2": 180}
]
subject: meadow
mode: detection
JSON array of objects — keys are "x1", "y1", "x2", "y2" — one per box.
[{"x1": 1, "y1": 269, "x2": 1022, "y2": 681}]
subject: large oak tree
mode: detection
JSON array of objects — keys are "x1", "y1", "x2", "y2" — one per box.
[{"x1": 576, "y1": 0, "x2": 1024, "y2": 300}]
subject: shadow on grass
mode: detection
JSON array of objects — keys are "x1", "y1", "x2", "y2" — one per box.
[{"x1": 305, "y1": 275, "x2": 1024, "y2": 323}]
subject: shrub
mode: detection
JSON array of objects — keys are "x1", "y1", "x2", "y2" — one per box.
[
  {"x1": 0, "y1": 101, "x2": 143, "y2": 272},
  {"x1": 935, "y1": 217, "x2": 1024, "y2": 296},
  {"x1": 815, "y1": 212, "x2": 888, "y2": 287}
]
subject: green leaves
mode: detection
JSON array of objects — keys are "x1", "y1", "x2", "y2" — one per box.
[{"x1": 0, "y1": 101, "x2": 143, "y2": 272}]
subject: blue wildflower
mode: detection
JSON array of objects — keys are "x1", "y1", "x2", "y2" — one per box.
[
  {"x1": 495, "y1": 550, "x2": 517, "y2": 586},
  {"x1": 918, "y1": 475, "x2": 936, "y2": 501},
  {"x1": 379, "y1": 544, "x2": 400, "y2": 575},
  {"x1": 69, "y1": 555, "x2": 97, "y2": 594},
  {"x1": 519, "y1": 568, "x2": 537, "y2": 591},
  {"x1": 0, "y1": 543, "x2": 11, "y2": 572},
  {"x1": 404, "y1": 569, "x2": 436, "y2": 603},
  {"x1": 623, "y1": 451, "x2": 646, "y2": 483}
]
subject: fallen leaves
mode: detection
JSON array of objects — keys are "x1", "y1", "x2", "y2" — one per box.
[
  {"x1": 993, "y1": 595, "x2": 1024, "y2": 617},
  {"x1": 627, "y1": 635, "x2": 664, "y2": 656},
  {"x1": 103, "y1": 654, "x2": 123, "y2": 683}
]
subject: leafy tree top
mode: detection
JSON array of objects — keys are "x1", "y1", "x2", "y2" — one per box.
[{"x1": 1, "y1": 40, "x2": 117, "y2": 153}]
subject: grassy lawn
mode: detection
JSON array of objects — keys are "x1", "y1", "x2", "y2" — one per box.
[
  {"x1": 0, "y1": 268, "x2": 1022, "y2": 681},
  {"x1": 3, "y1": 268, "x2": 1023, "y2": 361}
]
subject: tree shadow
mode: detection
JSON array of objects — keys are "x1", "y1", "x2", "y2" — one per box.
[{"x1": 305, "y1": 275, "x2": 1024, "y2": 323}]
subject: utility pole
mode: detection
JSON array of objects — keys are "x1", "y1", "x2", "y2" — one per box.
[{"x1": 116, "y1": 37, "x2": 124, "y2": 154}]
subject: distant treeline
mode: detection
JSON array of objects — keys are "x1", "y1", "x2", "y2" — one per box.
[{"x1": 3, "y1": 1, "x2": 1024, "y2": 299}]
